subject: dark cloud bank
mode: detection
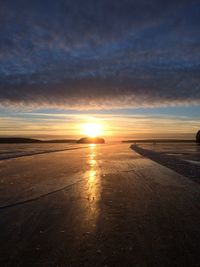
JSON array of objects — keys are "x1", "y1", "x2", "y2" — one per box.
[{"x1": 0, "y1": 0, "x2": 200, "y2": 109}]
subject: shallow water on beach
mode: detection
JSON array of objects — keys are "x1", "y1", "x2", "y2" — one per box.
[
  {"x1": 0, "y1": 143, "x2": 83, "y2": 160},
  {"x1": 138, "y1": 142, "x2": 200, "y2": 165}
]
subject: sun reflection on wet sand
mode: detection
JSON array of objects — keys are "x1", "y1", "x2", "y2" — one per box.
[
  {"x1": 88, "y1": 144, "x2": 98, "y2": 197},
  {"x1": 84, "y1": 144, "x2": 100, "y2": 231}
]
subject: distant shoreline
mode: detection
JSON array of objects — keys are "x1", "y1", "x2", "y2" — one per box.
[
  {"x1": 0, "y1": 137, "x2": 196, "y2": 144},
  {"x1": 0, "y1": 138, "x2": 77, "y2": 144}
]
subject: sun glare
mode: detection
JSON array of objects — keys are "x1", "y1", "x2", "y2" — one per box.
[{"x1": 82, "y1": 123, "x2": 103, "y2": 137}]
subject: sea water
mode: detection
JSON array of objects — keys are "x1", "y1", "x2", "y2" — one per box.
[{"x1": 0, "y1": 143, "x2": 82, "y2": 160}]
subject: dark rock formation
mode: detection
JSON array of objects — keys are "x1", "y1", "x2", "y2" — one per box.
[
  {"x1": 77, "y1": 137, "x2": 105, "y2": 144},
  {"x1": 196, "y1": 130, "x2": 200, "y2": 143}
]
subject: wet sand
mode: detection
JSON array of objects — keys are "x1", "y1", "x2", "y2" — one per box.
[{"x1": 0, "y1": 144, "x2": 200, "y2": 266}]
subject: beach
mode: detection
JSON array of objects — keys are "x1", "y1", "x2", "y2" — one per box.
[{"x1": 0, "y1": 143, "x2": 200, "y2": 266}]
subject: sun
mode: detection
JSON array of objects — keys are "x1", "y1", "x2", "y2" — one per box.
[{"x1": 82, "y1": 123, "x2": 103, "y2": 137}]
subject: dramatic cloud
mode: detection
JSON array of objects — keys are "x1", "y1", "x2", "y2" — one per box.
[{"x1": 0, "y1": 0, "x2": 200, "y2": 109}]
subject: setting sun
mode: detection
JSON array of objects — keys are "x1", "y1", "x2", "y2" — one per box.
[{"x1": 82, "y1": 123, "x2": 103, "y2": 137}]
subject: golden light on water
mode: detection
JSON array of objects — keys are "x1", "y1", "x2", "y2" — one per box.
[
  {"x1": 89, "y1": 144, "x2": 97, "y2": 181},
  {"x1": 76, "y1": 144, "x2": 100, "y2": 234},
  {"x1": 87, "y1": 144, "x2": 99, "y2": 221}
]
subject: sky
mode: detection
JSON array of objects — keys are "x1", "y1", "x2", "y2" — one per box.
[{"x1": 0, "y1": 0, "x2": 200, "y2": 140}]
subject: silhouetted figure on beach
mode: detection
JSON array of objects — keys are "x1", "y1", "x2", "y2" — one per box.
[{"x1": 196, "y1": 130, "x2": 200, "y2": 144}]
